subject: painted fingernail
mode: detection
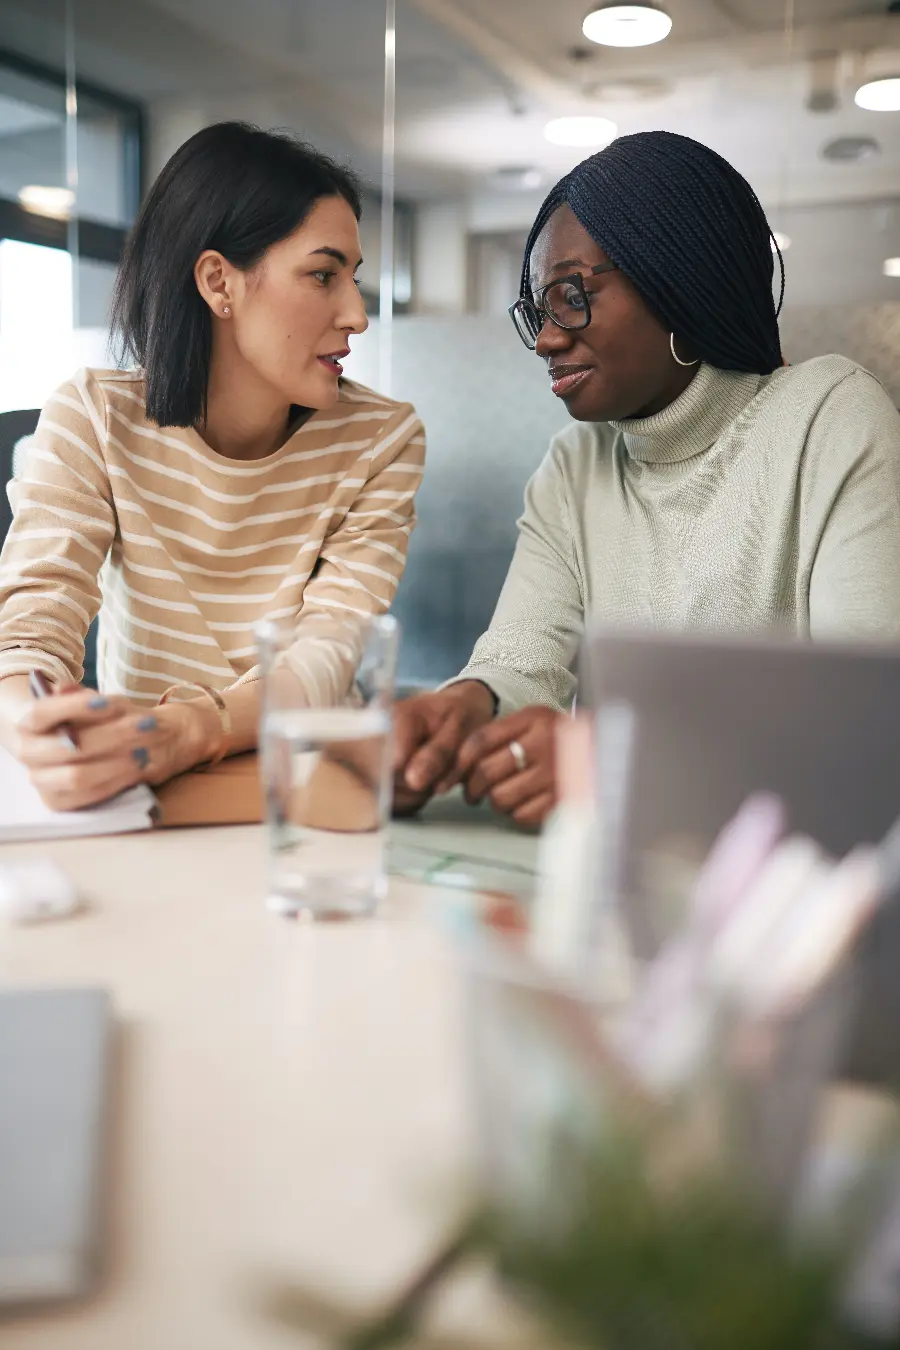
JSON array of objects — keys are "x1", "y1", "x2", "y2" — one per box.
[
  {"x1": 132, "y1": 746, "x2": 149, "y2": 770},
  {"x1": 137, "y1": 716, "x2": 158, "y2": 732},
  {"x1": 89, "y1": 696, "x2": 108, "y2": 710}
]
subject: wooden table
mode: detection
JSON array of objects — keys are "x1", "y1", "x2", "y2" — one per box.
[{"x1": 0, "y1": 824, "x2": 487, "y2": 1350}]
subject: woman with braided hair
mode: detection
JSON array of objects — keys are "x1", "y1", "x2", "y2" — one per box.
[{"x1": 394, "y1": 129, "x2": 900, "y2": 826}]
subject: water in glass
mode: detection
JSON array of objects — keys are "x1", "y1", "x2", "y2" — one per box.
[{"x1": 263, "y1": 704, "x2": 392, "y2": 917}]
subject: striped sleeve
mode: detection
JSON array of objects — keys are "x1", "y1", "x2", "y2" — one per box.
[
  {"x1": 241, "y1": 403, "x2": 425, "y2": 703},
  {"x1": 0, "y1": 379, "x2": 114, "y2": 685}
]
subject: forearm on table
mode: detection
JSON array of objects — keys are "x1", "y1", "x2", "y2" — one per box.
[
  {"x1": 221, "y1": 680, "x2": 261, "y2": 755},
  {"x1": 181, "y1": 680, "x2": 261, "y2": 761}
]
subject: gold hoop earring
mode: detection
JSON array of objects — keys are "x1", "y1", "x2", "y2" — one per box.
[{"x1": 670, "y1": 332, "x2": 699, "y2": 367}]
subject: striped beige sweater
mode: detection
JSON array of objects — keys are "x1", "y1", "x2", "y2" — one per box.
[{"x1": 0, "y1": 368, "x2": 425, "y2": 703}]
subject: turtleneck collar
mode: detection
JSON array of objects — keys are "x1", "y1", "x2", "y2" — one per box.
[{"x1": 609, "y1": 363, "x2": 762, "y2": 465}]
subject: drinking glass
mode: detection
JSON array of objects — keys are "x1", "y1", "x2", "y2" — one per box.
[{"x1": 256, "y1": 614, "x2": 399, "y2": 918}]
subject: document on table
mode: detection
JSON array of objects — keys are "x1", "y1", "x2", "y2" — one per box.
[
  {"x1": 389, "y1": 789, "x2": 539, "y2": 900},
  {"x1": 0, "y1": 745, "x2": 156, "y2": 842}
]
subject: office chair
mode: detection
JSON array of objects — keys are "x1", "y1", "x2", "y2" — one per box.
[
  {"x1": 0, "y1": 409, "x2": 39, "y2": 541},
  {"x1": 0, "y1": 410, "x2": 98, "y2": 689}
]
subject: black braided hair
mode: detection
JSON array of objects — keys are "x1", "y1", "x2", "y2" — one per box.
[{"x1": 522, "y1": 131, "x2": 785, "y2": 374}]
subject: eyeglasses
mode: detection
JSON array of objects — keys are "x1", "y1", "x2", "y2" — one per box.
[{"x1": 509, "y1": 262, "x2": 619, "y2": 350}]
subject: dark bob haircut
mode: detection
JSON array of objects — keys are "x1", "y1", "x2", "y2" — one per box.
[{"x1": 111, "y1": 121, "x2": 362, "y2": 428}]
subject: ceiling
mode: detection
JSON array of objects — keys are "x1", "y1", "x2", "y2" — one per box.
[{"x1": 1, "y1": 0, "x2": 899, "y2": 208}]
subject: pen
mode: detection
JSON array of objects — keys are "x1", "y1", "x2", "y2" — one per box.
[{"x1": 28, "y1": 670, "x2": 79, "y2": 752}]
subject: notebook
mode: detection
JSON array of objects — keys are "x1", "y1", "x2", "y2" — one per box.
[
  {"x1": 0, "y1": 987, "x2": 113, "y2": 1306},
  {"x1": 155, "y1": 750, "x2": 262, "y2": 827},
  {"x1": 0, "y1": 745, "x2": 156, "y2": 841}
]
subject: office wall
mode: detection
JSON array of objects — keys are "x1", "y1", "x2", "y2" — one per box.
[
  {"x1": 780, "y1": 303, "x2": 900, "y2": 403},
  {"x1": 412, "y1": 193, "x2": 900, "y2": 318},
  {"x1": 343, "y1": 317, "x2": 568, "y2": 683},
  {"x1": 411, "y1": 201, "x2": 468, "y2": 316},
  {"x1": 346, "y1": 305, "x2": 900, "y2": 683},
  {"x1": 76, "y1": 258, "x2": 116, "y2": 331}
]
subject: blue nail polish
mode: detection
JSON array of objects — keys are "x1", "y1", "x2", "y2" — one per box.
[
  {"x1": 137, "y1": 716, "x2": 157, "y2": 732},
  {"x1": 132, "y1": 746, "x2": 149, "y2": 770},
  {"x1": 89, "y1": 696, "x2": 108, "y2": 710}
]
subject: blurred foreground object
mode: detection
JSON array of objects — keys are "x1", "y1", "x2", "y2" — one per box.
[{"x1": 270, "y1": 797, "x2": 900, "y2": 1349}]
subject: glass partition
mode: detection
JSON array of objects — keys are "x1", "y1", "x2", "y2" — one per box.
[
  {"x1": 0, "y1": 34, "x2": 141, "y2": 410},
  {"x1": 1, "y1": 0, "x2": 899, "y2": 678}
]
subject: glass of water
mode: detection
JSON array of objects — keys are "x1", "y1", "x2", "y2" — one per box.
[{"x1": 256, "y1": 614, "x2": 399, "y2": 919}]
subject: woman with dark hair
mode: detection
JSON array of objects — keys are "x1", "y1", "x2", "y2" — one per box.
[
  {"x1": 0, "y1": 121, "x2": 424, "y2": 809},
  {"x1": 394, "y1": 130, "x2": 900, "y2": 827}
]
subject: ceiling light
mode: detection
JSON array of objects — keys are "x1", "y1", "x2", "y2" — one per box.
[
  {"x1": 17, "y1": 185, "x2": 75, "y2": 219},
  {"x1": 855, "y1": 77, "x2": 900, "y2": 111},
  {"x1": 584, "y1": 76, "x2": 670, "y2": 102},
  {"x1": 490, "y1": 165, "x2": 544, "y2": 191},
  {"x1": 821, "y1": 135, "x2": 881, "y2": 163},
  {"x1": 883, "y1": 257, "x2": 900, "y2": 277},
  {"x1": 544, "y1": 115, "x2": 618, "y2": 148},
  {"x1": 582, "y1": 4, "x2": 672, "y2": 48},
  {"x1": 771, "y1": 232, "x2": 791, "y2": 253}
]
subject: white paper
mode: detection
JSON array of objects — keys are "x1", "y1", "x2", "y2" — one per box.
[{"x1": 0, "y1": 747, "x2": 155, "y2": 841}]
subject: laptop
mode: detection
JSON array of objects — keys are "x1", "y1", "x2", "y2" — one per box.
[
  {"x1": 580, "y1": 628, "x2": 900, "y2": 1082},
  {"x1": 0, "y1": 987, "x2": 113, "y2": 1307}
]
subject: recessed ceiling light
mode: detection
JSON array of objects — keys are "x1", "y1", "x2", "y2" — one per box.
[
  {"x1": 883, "y1": 257, "x2": 900, "y2": 277},
  {"x1": 855, "y1": 77, "x2": 900, "y2": 112},
  {"x1": 544, "y1": 115, "x2": 618, "y2": 147},
  {"x1": 490, "y1": 166, "x2": 544, "y2": 191},
  {"x1": 584, "y1": 76, "x2": 670, "y2": 102},
  {"x1": 18, "y1": 185, "x2": 75, "y2": 219},
  {"x1": 582, "y1": 4, "x2": 672, "y2": 48},
  {"x1": 771, "y1": 232, "x2": 791, "y2": 253},
  {"x1": 821, "y1": 135, "x2": 881, "y2": 163}
]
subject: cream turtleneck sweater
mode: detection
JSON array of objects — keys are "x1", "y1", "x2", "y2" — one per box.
[{"x1": 459, "y1": 354, "x2": 900, "y2": 714}]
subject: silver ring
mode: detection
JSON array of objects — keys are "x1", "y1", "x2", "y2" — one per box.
[{"x1": 508, "y1": 739, "x2": 527, "y2": 773}]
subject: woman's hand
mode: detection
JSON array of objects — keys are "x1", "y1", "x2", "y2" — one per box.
[
  {"x1": 392, "y1": 681, "x2": 497, "y2": 816},
  {"x1": 13, "y1": 689, "x2": 221, "y2": 811},
  {"x1": 454, "y1": 705, "x2": 560, "y2": 829}
]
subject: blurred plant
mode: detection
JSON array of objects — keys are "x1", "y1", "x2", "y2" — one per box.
[
  {"x1": 262, "y1": 797, "x2": 900, "y2": 1350},
  {"x1": 348, "y1": 1132, "x2": 871, "y2": 1350},
  {"x1": 477, "y1": 1129, "x2": 868, "y2": 1350},
  {"x1": 261, "y1": 1117, "x2": 895, "y2": 1350}
]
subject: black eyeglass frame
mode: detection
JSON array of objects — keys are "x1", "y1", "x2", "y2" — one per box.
[{"x1": 509, "y1": 261, "x2": 619, "y2": 349}]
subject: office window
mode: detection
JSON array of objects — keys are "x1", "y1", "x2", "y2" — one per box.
[
  {"x1": 0, "y1": 49, "x2": 140, "y2": 231},
  {"x1": 0, "y1": 238, "x2": 71, "y2": 410},
  {"x1": 0, "y1": 48, "x2": 141, "y2": 410}
]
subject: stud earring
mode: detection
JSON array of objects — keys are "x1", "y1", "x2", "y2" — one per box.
[{"x1": 222, "y1": 305, "x2": 231, "y2": 316}]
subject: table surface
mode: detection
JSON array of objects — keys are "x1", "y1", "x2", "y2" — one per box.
[
  {"x1": 0, "y1": 819, "x2": 527, "y2": 1350},
  {"x1": 1, "y1": 813, "x2": 891, "y2": 1350}
]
